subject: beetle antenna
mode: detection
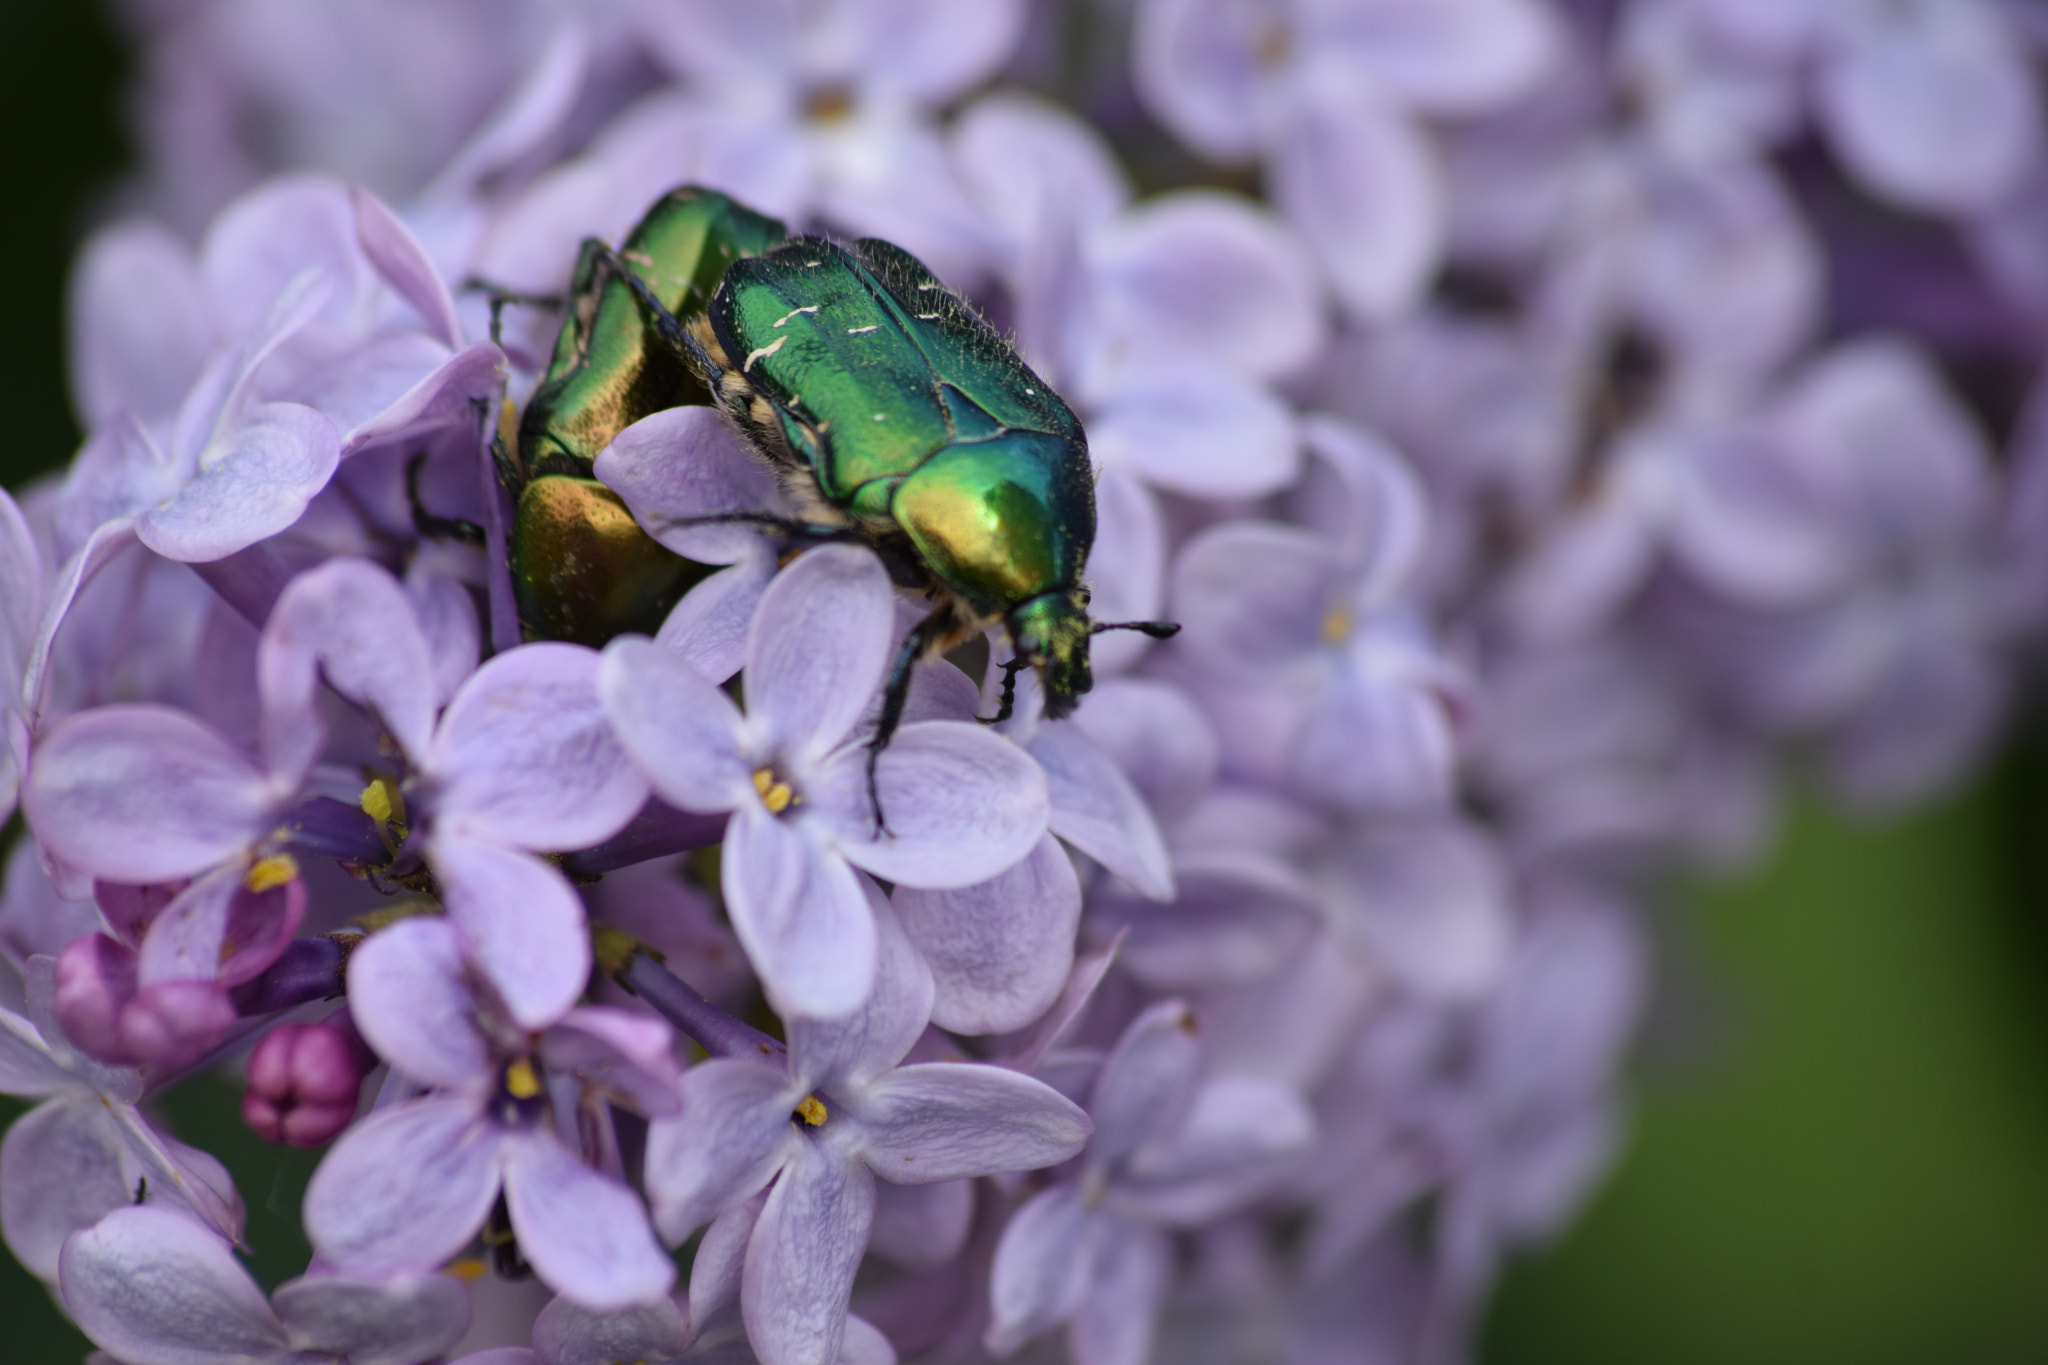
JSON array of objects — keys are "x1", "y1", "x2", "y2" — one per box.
[{"x1": 1090, "y1": 619, "x2": 1181, "y2": 639}]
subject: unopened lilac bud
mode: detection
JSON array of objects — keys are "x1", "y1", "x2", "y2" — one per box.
[
  {"x1": 119, "y1": 979, "x2": 238, "y2": 1071},
  {"x1": 53, "y1": 932, "x2": 138, "y2": 1064},
  {"x1": 243, "y1": 1014, "x2": 374, "y2": 1147}
]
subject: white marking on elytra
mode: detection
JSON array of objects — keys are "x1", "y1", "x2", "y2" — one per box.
[
  {"x1": 804, "y1": 260, "x2": 823, "y2": 268},
  {"x1": 917, "y1": 283, "x2": 940, "y2": 291},
  {"x1": 1025, "y1": 388, "x2": 1036, "y2": 395},
  {"x1": 846, "y1": 324, "x2": 879, "y2": 335},
  {"x1": 873, "y1": 413, "x2": 887, "y2": 422},
  {"x1": 772, "y1": 305, "x2": 821, "y2": 328},
  {"x1": 742, "y1": 335, "x2": 789, "y2": 372},
  {"x1": 915, "y1": 312, "x2": 941, "y2": 320}
]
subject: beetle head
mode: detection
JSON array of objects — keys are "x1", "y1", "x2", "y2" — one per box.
[{"x1": 1008, "y1": 590, "x2": 1094, "y2": 720}]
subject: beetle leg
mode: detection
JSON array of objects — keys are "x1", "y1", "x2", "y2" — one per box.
[
  {"x1": 867, "y1": 609, "x2": 955, "y2": 838},
  {"x1": 978, "y1": 657, "x2": 1028, "y2": 725},
  {"x1": 651, "y1": 511, "x2": 860, "y2": 542},
  {"x1": 407, "y1": 452, "x2": 487, "y2": 547},
  {"x1": 459, "y1": 277, "x2": 565, "y2": 346}
]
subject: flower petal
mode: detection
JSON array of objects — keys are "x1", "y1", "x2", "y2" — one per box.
[
  {"x1": 894, "y1": 833, "x2": 1082, "y2": 1036},
  {"x1": 742, "y1": 1134, "x2": 877, "y2": 1365},
  {"x1": 985, "y1": 1184, "x2": 1095, "y2": 1353},
  {"x1": 854, "y1": 1063, "x2": 1092, "y2": 1185},
  {"x1": 59, "y1": 1205, "x2": 287, "y2": 1365},
  {"x1": 599, "y1": 635, "x2": 753, "y2": 813},
  {"x1": 26, "y1": 706, "x2": 274, "y2": 884},
  {"x1": 431, "y1": 835, "x2": 590, "y2": 1031},
  {"x1": 1089, "y1": 1000, "x2": 1201, "y2": 1173},
  {"x1": 352, "y1": 187, "x2": 463, "y2": 349},
  {"x1": 272, "y1": 1272, "x2": 471, "y2": 1365},
  {"x1": 788, "y1": 888, "x2": 932, "y2": 1090},
  {"x1": 748, "y1": 546, "x2": 896, "y2": 763},
  {"x1": 138, "y1": 402, "x2": 343, "y2": 564},
  {"x1": 431, "y1": 643, "x2": 648, "y2": 851},
  {"x1": 724, "y1": 807, "x2": 879, "y2": 1023},
  {"x1": 1087, "y1": 365, "x2": 1300, "y2": 499},
  {"x1": 1033, "y1": 727, "x2": 1173, "y2": 902},
  {"x1": 347, "y1": 916, "x2": 491, "y2": 1090},
  {"x1": 823, "y1": 723, "x2": 1048, "y2": 889},
  {"x1": 531, "y1": 1294, "x2": 690, "y2": 1365},
  {"x1": 644, "y1": 1059, "x2": 800, "y2": 1244},
  {"x1": 1070, "y1": 1217, "x2": 1171, "y2": 1365},
  {"x1": 503, "y1": 1131, "x2": 675, "y2": 1311},
  {"x1": 2, "y1": 1098, "x2": 133, "y2": 1281},
  {"x1": 598, "y1": 405, "x2": 788, "y2": 564},
  {"x1": 654, "y1": 553, "x2": 776, "y2": 684},
  {"x1": 1089, "y1": 849, "x2": 1320, "y2": 988},
  {"x1": 304, "y1": 1096, "x2": 502, "y2": 1276}
]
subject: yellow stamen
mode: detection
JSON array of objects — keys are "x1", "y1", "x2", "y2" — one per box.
[
  {"x1": 445, "y1": 1257, "x2": 487, "y2": 1282},
  {"x1": 504, "y1": 1057, "x2": 543, "y2": 1100},
  {"x1": 244, "y1": 853, "x2": 299, "y2": 893},
  {"x1": 795, "y1": 1095, "x2": 828, "y2": 1127},
  {"x1": 359, "y1": 776, "x2": 407, "y2": 828},
  {"x1": 752, "y1": 767, "x2": 798, "y2": 815},
  {"x1": 1321, "y1": 605, "x2": 1353, "y2": 646}
]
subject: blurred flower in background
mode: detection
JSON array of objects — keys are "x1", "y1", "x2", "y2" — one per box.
[{"x1": 5, "y1": 1, "x2": 2048, "y2": 1362}]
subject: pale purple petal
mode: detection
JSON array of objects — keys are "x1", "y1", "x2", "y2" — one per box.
[
  {"x1": 2, "y1": 1099, "x2": 133, "y2": 1280},
  {"x1": 304, "y1": 1096, "x2": 503, "y2": 1275},
  {"x1": 352, "y1": 187, "x2": 463, "y2": 349},
  {"x1": 1091, "y1": 192, "x2": 1324, "y2": 380},
  {"x1": 894, "y1": 834, "x2": 1082, "y2": 1036},
  {"x1": 347, "y1": 916, "x2": 491, "y2": 1090},
  {"x1": 503, "y1": 1131, "x2": 675, "y2": 1311},
  {"x1": 849, "y1": 0, "x2": 1026, "y2": 105},
  {"x1": 197, "y1": 178, "x2": 368, "y2": 338},
  {"x1": 26, "y1": 706, "x2": 275, "y2": 883},
  {"x1": 1815, "y1": 0, "x2": 2042, "y2": 213},
  {"x1": 343, "y1": 343, "x2": 505, "y2": 454},
  {"x1": 0, "y1": 1006, "x2": 73, "y2": 1098},
  {"x1": 821, "y1": 723, "x2": 1048, "y2": 888},
  {"x1": 655, "y1": 554, "x2": 776, "y2": 684},
  {"x1": 599, "y1": 635, "x2": 754, "y2": 813},
  {"x1": 644, "y1": 1059, "x2": 802, "y2": 1243},
  {"x1": 1326, "y1": 0, "x2": 1560, "y2": 115},
  {"x1": 953, "y1": 94, "x2": 1130, "y2": 253},
  {"x1": 787, "y1": 888, "x2": 931, "y2": 1088},
  {"x1": 1131, "y1": 0, "x2": 1266, "y2": 161},
  {"x1": 1068, "y1": 679, "x2": 1219, "y2": 828},
  {"x1": 1290, "y1": 657, "x2": 1457, "y2": 812},
  {"x1": 542, "y1": 1007, "x2": 684, "y2": 1118},
  {"x1": 1082, "y1": 469, "x2": 1165, "y2": 677},
  {"x1": 259, "y1": 557, "x2": 437, "y2": 773},
  {"x1": 1089, "y1": 1000, "x2": 1201, "y2": 1172},
  {"x1": 138, "y1": 403, "x2": 344, "y2": 563},
  {"x1": 131, "y1": 865, "x2": 240, "y2": 989},
  {"x1": 985, "y1": 1185, "x2": 1094, "y2": 1353},
  {"x1": 431, "y1": 834, "x2": 591, "y2": 1031},
  {"x1": 271, "y1": 1272, "x2": 471, "y2": 1365},
  {"x1": 854, "y1": 1063, "x2": 1091, "y2": 1184},
  {"x1": 724, "y1": 806, "x2": 879, "y2": 1021},
  {"x1": 406, "y1": 563, "x2": 483, "y2": 708},
  {"x1": 431, "y1": 643, "x2": 649, "y2": 851},
  {"x1": 68, "y1": 221, "x2": 210, "y2": 429},
  {"x1": 596, "y1": 405, "x2": 787, "y2": 564},
  {"x1": 1070, "y1": 1217, "x2": 1170, "y2": 1365},
  {"x1": 531, "y1": 1294, "x2": 690, "y2": 1365},
  {"x1": 1172, "y1": 522, "x2": 1339, "y2": 671},
  {"x1": 1087, "y1": 364, "x2": 1300, "y2": 499},
  {"x1": 742, "y1": 1135, "x2": 877, "y2": 1365},
  {"x1": 58, "y1": 1206, "x2": 287, "y2": 1365},
  {"x1": 1033, "y1": 728, "x2": 1173, "y2": 902},
  {"x1": 1272, "y1": 78, "x2": 1440, "y2": 321},
  {"x1": 1334, "y1": 821, "x2": 1512, "y2": 1003},
  {"x1": 1091, "y1": 851, "x2": 1320, "y2": 989},
  {"x1": 1121, "y1": 1077, "x2": 1315, "y2": 1224},
  {"x1": 748, "y1": 547, "x2": 896, "y2": 763},
  {"x1": 690, "y1": 1189, "x2": 766, "y2": 1328},
  {"x1": 867, "y1": 1178, "x2": 972, "y2": 1269}
]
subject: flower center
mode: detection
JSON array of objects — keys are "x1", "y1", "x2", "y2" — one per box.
[
  {"x1": 794, "y1": 1095, "x2": 828, "y2": 1127},
  {"x1": 359, "y1": 775, "x2": 409, "y2": 853},
  {"x1": 805, "y1": 84, "x2": 856, "y2": 124},
  {"x1": 753, "y1": 766, "x2": 801, "y2": 815},
  {"x1": 244, "y1": 853, "x2": 299, "y2": 893},
  {"x1": 1253, "y1": 15, "x2": 1292, "y2": 69},
  {"x1": 1321, "y1": 604, "x2": 1353, "y2": 646},
  {"x1": 503, "y1": 1057, "x2": 543, "y2": 1099}
]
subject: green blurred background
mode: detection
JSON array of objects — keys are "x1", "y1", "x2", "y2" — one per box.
[{"x1": 4, "y1": 6, "x2": 2047, "y2": 1361}]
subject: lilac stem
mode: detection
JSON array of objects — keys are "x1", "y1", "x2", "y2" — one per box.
[{"x1": 614, "y1": 950, "x2": 783, "y2": 1062}]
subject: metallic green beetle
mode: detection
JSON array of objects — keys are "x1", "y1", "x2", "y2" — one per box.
[
  {"x1": 491, "y1": 186, "x2": 789, "y2": 645},
  {"x1": 600, "y1": 218, "x2": 1176, "y2": 816}
]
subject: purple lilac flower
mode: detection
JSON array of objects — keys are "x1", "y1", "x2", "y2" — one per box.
[
  {"x1": 601, "y1": 544, "x2": 1047, "y2": 1020},
  {"x1": 645, "y1": 899, "x2": 1090, "y2": 1365},
  {"x1": 61, "y1": 1204, "x2": 470, "y2": 1365},
  {"x1": 304, "y1": 916, "x2": 677, "y2": 1311}
]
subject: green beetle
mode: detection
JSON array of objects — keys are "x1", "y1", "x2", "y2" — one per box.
[
  {"x1": 484, "y1": 186, "x2": 789, "y2": 645},
  {"x1": 598, "y1": 219, "x2": 1176, "y2": 822}
]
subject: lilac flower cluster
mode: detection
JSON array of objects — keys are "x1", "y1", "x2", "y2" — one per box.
[{"x1": 6, "y1": 0, "x2": 2047, "y2": 1362}]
